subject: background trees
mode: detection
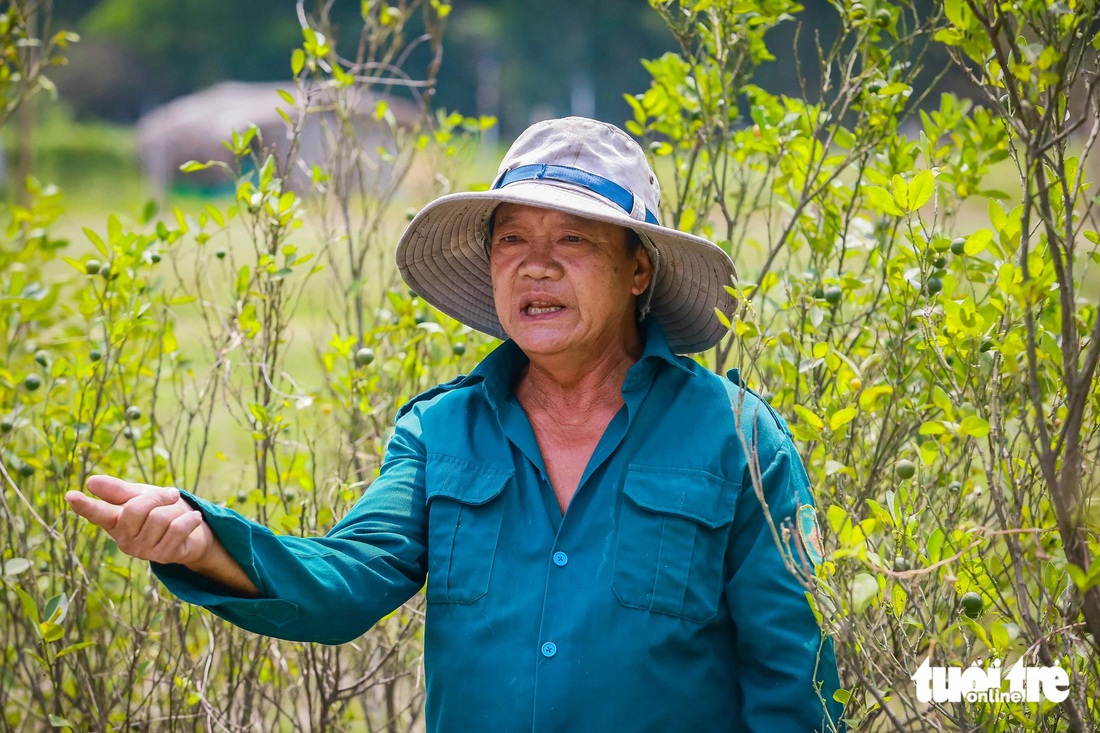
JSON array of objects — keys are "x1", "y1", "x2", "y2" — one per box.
[{"x1": 1, "y1": 0, "x2": 1098, "y2": 731}]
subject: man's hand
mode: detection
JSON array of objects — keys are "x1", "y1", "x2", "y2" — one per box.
[
  {"x1": 66, "y1": 476, "x2": 259, "y2": 596},
  {"x1": 66, "y1": 476, "x2": 212, "y2": 567}
]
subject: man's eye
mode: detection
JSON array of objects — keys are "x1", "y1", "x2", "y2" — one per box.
[
  {"x1": 561, "y1": 235, "x2": 586, "y2": 243},
  {"x1": 496, "y1": 235, "x2": 522, "y2": 244}
]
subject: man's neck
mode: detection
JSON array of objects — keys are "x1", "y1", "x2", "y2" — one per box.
[{"x1": 515, "y1": 336, "x2": 643, "y2": 425}]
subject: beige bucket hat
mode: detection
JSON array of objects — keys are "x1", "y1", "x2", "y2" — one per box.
[{"x1": 395, "y1": 116, "x2": 736, "y2": 353}]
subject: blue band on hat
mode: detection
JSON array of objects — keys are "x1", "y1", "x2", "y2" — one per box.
[{"x1": 493, "y1": 164, "x2": 659, "y2": 225}]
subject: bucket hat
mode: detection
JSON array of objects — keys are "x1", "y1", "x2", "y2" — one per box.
[{"x1": 395, "y1": 116, "x2": 736, "y2": 353}]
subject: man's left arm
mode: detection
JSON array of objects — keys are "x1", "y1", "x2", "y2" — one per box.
[{"x1": 724, "y1": 434, "x2": 845, "y2": 732}]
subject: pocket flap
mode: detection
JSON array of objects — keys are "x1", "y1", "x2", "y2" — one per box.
[
  {"x1": 426, "y1": 454, "x2": 512, "y2": 505},
  {"x1": 624, "y1": 466, "x2": 737, "y2": 528}
]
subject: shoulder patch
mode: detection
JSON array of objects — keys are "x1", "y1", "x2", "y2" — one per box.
[
  {"x1": 395, "y1": 374, "x2": 477, "y2": 420},
  {"x1": 797, "y1": 503, "x2": 825, "y2": 566}
]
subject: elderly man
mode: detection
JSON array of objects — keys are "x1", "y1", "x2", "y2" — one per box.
[{"x1": 67, "y1": 117, "x2": 843, "y2": 731}]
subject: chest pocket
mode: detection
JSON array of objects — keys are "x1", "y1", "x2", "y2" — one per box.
[
  {"x1": 612, "y1": 465, "x2": 737, "y2": 623},
  {"x1": 425, "y1": 455, "x2": 512, "y2": 604}
]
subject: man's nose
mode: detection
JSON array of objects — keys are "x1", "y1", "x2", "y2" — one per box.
[{"x1": 517, "y1": 240, "x2": 561, "y2": 279}]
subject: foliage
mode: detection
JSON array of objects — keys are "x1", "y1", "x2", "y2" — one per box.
[
  {"x1": 0, "y1": 0, "x2": 496, "y2": 730},
  {"x1": 630, "y1": 1, "x2": 1100, "y2": 730}
]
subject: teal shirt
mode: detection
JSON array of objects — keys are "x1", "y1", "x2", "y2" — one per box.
[{"x1": 154, "y1": 319, "x2": 843, "y2": 732}]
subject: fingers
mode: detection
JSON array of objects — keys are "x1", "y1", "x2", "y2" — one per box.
[
  {"x1": 112, "y1": 488, "x2": 183, "y2": 543},
  {"x1": 151, "y1": 510, "x2": 207, "y2": 566},
  {"x1": 65, "y1": 490, "x2": 122, "y2": 530},
  {"x1": 84, "y1": 471, "x2": 169, "y2": 506},
  {"x1": 68, "y1": 476, "x2": 197, "y2": 564}
]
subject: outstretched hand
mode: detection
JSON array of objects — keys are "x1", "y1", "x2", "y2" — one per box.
[{"x1": 66, "y1": 476, "x2": 213, "y2": 567}]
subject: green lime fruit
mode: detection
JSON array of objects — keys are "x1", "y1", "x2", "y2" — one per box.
[
  {"x1": 961, "y1": 591, "x2": 983, "y2": 618},
  {"x1": 812, "y1": 285, "x2": 825, "y2": 299},
  {"x1": 926, "y1": 276, "x2": 943, "y2": 295},
  {"x1": 824, "y1": 285, "x2": 843, "y2": 305},
  {"x1": 18, "y1": 463, "x2": 34, "y2": 477},
  {"x1": 355, "y1": 347, "x2": 375, "y2": 367},
  {"x1": 894, "y1": 555, "x2": 910, "y2": 572},
  {"x1": 125, "y1": 405, "x2": 142, "y2": 421},
  {"x1": 89, "y1": 349, "x2": 103, "y2": 362},
  {"x1": 150, "y1": 252, "x2": 162, "y2": 264},
  {"x1": 453, "y1": 342, "x2": 467, "y2": 356},
  {"x1": 405, "y1": 208, "x2": 418, "y2": 221},
  {"x1": 894, "y1": 459, "x2": 916, "y2": 479},
  {"x1": 980, "y1": 339, "x2": 993, "y2": 353},
  {"x1": 1, "y1": 419, "x2": 13, "y2": 433},
  {"x1": 414, "y1": 315, "x2": 427, "y2": 324},
  {"x1": 23, "y1": 374, "x2": 41, "y2": 391},
  {"x1": 933, "y1": 256, "x2": 947, "y2": 269},
  {"x1": 215, "y1": 249, "x2": 227, "y2": 260},
  {"x1": 122, "y1": 426, "x2": 139, "y2": 440},
  {"x1": 33, "y1": 350, "x2": 50, "y2": 367},
  {"x1": 84, "y1": 259, "x2": 102, "y2": 275},
  {"x1": 951, "y1": 237, "x2": 966, "y2": 255}
]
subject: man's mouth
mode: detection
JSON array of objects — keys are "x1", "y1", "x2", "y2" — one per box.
[{"x1": 523, "y1": 301, "x2": 565, "y2": 316}]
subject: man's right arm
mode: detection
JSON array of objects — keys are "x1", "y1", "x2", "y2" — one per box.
[{"x1": 67, "y1": 411, "x2": 430, "y2": 644}]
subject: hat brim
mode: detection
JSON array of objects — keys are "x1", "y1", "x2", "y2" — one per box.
[{"x1": 396, "y1": 180, "x2": 737, "y2": 354}]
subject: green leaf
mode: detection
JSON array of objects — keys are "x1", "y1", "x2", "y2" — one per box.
[
  {"x1": 42, "y1": 593, "x2": 68, "y2": 625},
  {"x1": 180, "y1": 160, "x2": 215, "y2": 173},
  {"x1": 83, "y1": 227, "x2": 109, "y2": 257},
  {"x1": 833, "y1": 689, "x2": 852, "y2": 705},
  {"x1": 16, "y1": 586, "x2": 39, "y2": 625},
  {"x1": 235, "y1": 266, "x2": 251, "y2": 297},
  {"x1": 964, "y1": 229, "x2": 993, "y2": 255},
  {"x1": 55, "y1": 640, "x2": 96, "y2": 660},
  {"x1": 852, "y1": 573, "x2": 879, "y2": 613},
  {"x1": 891, "y1": 174, "x2": 909, "y2": 210},
  {"x1": 927, "y1": 528, "x2": 945, "y2": 564},
  {"x1": 858, "y1": 385, "x2": 893, "y2": 411},
  {"x1": 958, "y1": 415, "x2": 990, "y2": 438},
  {"x1": 866, "y1": 186, "x2": 904, "y2": 217},
  {"x1": 793, "y1": 404, "x2": 825, "y2": 431},
  {"x1": 2, "y1": 557, "x2": 32, "y2": 576},
  {"x1": 920, "y1": 440, "x2": 939, "y2": 465},
  {"x1": 1067, "y1": 557, "x2": 1100, "y2": 592},
  {"x1": 891, "y1": 584, "x2": 907, "y2": 618},
  {"x1": 48, "y1": 715, "x2": 72, "y2": 729},
  {"x1": 291, "y1": 49, "x2": 306, "y2": 75},
  {"x1": 908, "y1": 170, "x2": 934, "y2": 211},
  {"x1": 829, "y1": 407, "x2": 857, "y2": 431}
]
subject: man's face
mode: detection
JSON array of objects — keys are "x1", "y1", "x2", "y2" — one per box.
[{"x1": 489, "y1": 203, "x2": 653, "y2": 362}]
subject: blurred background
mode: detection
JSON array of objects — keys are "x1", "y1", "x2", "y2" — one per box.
[{"x1": 1, "y1": 0, "x2": 964, "y2": 207}]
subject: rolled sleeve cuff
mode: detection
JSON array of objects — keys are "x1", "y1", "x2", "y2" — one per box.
[{"x1": 150, "y1": 490, "x2": 300, "y2": 629}]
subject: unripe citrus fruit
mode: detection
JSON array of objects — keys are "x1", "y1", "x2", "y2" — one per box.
[
  {"x1": 23, "y1": 374, "x2": 41, "y2": 391},
  {"x1": 951, "y1": 237, "x2": 966, "y2": 255},
  {"x1": 125, "y1": 405, "x2": 142, "y2": 421},
  {"x1": 894, "y1": 459, "x2": 916, "y2": 479},
  {"x1": 355, "y1": 347, "x2": 375, "y2": 366},
  {"x1": 84, "y1": 259, "x2": 102, "y2": 275},
  {"x1": 824, "y1": 285, "x2": 843, "y2": 305},
  {"x1": 961, "y1": 591, "x2": 983, "y2": 618}
]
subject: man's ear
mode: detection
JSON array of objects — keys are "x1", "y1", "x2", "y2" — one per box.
[{"x1": 630, "y1": 242, "x2": 655, "y2": 296}]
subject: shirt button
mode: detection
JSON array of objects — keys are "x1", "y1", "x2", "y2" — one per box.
[
  {"x1": 552, "y1": 551, "x2": 568, "y2": 566},
  {"x1": 541, "y1": 642, "x2": 557, "y2": 658}
]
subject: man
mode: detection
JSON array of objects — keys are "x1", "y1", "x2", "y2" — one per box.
[{"x1": 68, "y1": 117, "x2": 843, "y2": 731}]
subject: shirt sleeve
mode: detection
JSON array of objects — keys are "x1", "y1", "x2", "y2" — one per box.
[
  {"x1": 151, "y1": 407, "x2": 430, "y2": 645},
  {"x1": 724, "y1": 428, "x2": 845, "y2": 732}
]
